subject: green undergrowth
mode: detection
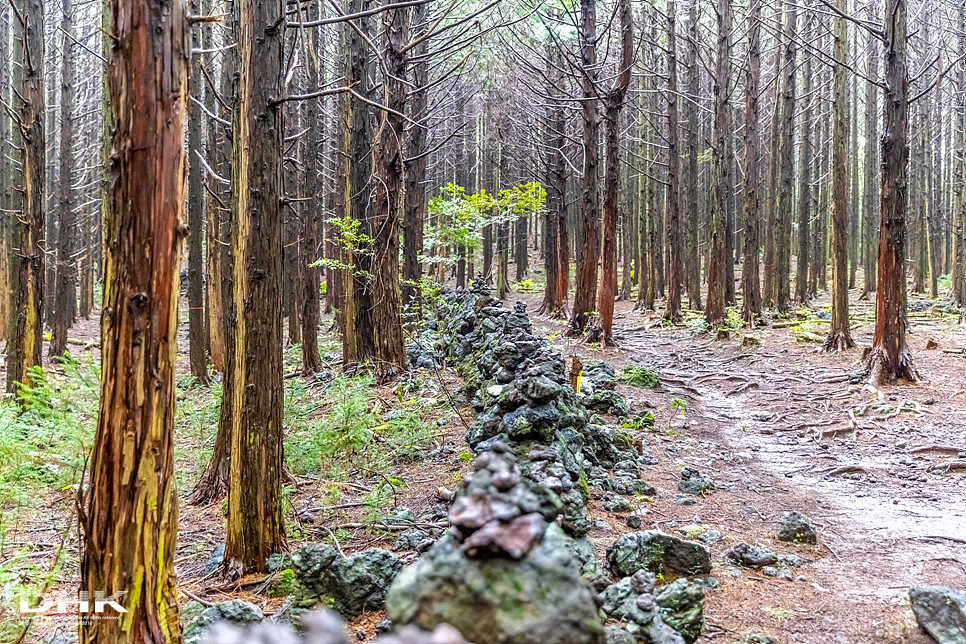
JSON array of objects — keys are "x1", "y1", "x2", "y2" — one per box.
[
  {"x1": 0, "y1": 357, "x2": 98, "y2": 635},
  {"x1": 285, "y1": 374, "x2": 441, "y2": 481},
  {"x1": 619, "y1": 365, "x2": 660, "y2": 388},
  {"x1": 0, "y1": 357, "x2": 98, "y2": 521}
]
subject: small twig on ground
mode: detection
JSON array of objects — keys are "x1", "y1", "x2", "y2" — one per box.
[
  {"x1": 930, "y1": 460, "x2": 966, "y2": 473},
  {"x1": 182, "y1": 587, "x2": 217, "y2": 607},
  {"x1": 823, "y1": 541, "x2": 842, "y2": 561},
  {"x1": 908, "y1": 445, "x2": 962, "y2": 455},
  {"x1": 822, "y1": 465, "x2": 868, "y2": 477}
]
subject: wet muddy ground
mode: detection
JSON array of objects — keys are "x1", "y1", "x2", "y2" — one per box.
[{"x1": 523, "y1": 288, "x2": 966, "y2": 644}]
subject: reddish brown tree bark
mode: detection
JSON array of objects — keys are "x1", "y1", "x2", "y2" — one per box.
[
  {"x1": 594, "y1": 0, "x2": 633, "y2": 345},
  {"x1": 568, "y1": 0, "x2": 599, "y2": 335},
  {"x1": 869, "y1": 0, "x2": 917, "y2": 384},
  {"x1": 79, "y1": 0, "x2": 189, "y2": 640}
]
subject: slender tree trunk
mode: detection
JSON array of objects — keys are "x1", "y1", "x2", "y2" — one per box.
[
  {"x1": 79, "y1": 0, "x2": 189, "y2": 640},
  {"x1": 774, "y1": 1, "x2": 796, "y2": 315},
  {"x1": 192, "y1": 0, "x2": 237, "y2": 505},
  {"x1": 592, "y1": 0, "x2": 632, "y2": 345},
  {"x1": 341, "y1": 2, "x2": 374, "y2": 366},
  {"x1": 663, "y1": 0, "x2": 683, "y2": 325},
  {"x1": 869, "y1": 0, "x2": 916, "y2": 383},
  {"x1": 568, "y1": 0, "x2": 599, "y2": 334},
  {"x1": 685, "y1": 0, "x2": 701, "y2": 310},
  {"x1": 0, "y1": 4, "x2": 9, "y2": 342},
  {"x1": 705, "y1": 0, "x2": 731, "y2": 328},
  {"x1": 740, "y1": 0, "x2": 763, "y2": 325},
  {"x1": 300, "y1": 2, "x2": 323, "y2": 375},
  {"x1": 364, "y1": 0, "x2": 409, "y2": 381},
  {"x1": 825, "y1": 0, "x2": 854, "y2": 351},
  {"x1": 862, "y1": 3, "x2": 880, "y2": 299},
  {"x1": 187, "y1": 0, "x2": 209, "y2": 384},
  {"x1": 554, "y1": 106, "x2": 570, "y2": 315},
  {"x1": 795, "y1": 26, "x2": 812, "y2": 306},
  {"x1": 402, "y1": 2, "x2": 427, "y2": 322},
  {"x1": 204, "y1": 0, "x2": 226, "y2": 373},
  {"x1": 224, "y1": 0, "x2": 286, "y2": 576},
  {"x1": 7, "y1": 0, "x2": 45, "y2": 398},
  {"x1": 50, "y1": 0, "x2": 75, "y2": 359},
  {"x1": 955, "y1": 0, "x2": 965, "y2": 310}
]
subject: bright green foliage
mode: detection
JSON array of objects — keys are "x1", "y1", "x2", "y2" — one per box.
[{"x1": 424, "y1": 181, "x2": 546, "y2": 269}]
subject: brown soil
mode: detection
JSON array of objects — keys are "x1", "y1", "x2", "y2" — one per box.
[{"x1": 6, "y1": 278, "x2": 966, "y2": 644}]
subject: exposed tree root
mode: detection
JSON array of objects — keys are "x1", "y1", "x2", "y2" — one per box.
[
  {"x1": 823, "y1": 330, "x2": 855, "y2": 352},
  {"x1": 867, "y1": 344, "x2": 919, "y2": 386}
]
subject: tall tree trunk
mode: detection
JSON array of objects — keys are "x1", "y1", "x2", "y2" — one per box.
[
  {"x1": 540, "y1": 35, "x2": 566, "y2": 317},
  {"x1": 795, "y1": 24, "x2": 812, "y2": 306},
  {"x1": 868, "y1": 0, "x2": 916, "y2": 383},
  {"x1": 341, "y1": 2, "x2": 374, "y2": 366},
  {"x1": 300, "y1": 1, "x2": 324, "y2": 375},
  {"x1": 705, "y1": 0, "x2": 731, "y2": 328},
  {"x1": 0, "y1": 3, "x2": 9, "y2": 341},
  {"x1": 862, "y1": 2, "x2": 880, "y2": 299},
  {"x1": 774, "y1": 1, "x2": 796, "y2": 315},
  {"x1": 364, "y1": 0, "x2": 409, "y2": 381},
  {"x1": 955, "y1": 0, "x2": 965, "y2": 310},
  {"x1": 49, "y1": 0, "x2": 74, "y2": 359},
  {"x1": 192, "y1": 0, "x2": 237, "y2": 506},
  {"x1": 79, "y1": 0, "x2": 189, "y2": 640},
  {"x1": 204, "y1": 0, "x2": 226, "y2": 373},
  {"x1": 568, "y1": 0, "x2": 599, "y2": 334},
  {"x1": 554, "y1": 105, "x2": 570, "y2": 315},
  {"x1": 402, "y1": 2, "x2": 428, "y2": 322},
  {"x1": 593, "y1": 0, "x2": 632, "y2": 345},
  {"x1": 7, "y1": 0, "x2": 45, "y2": 398},
  {"x1": 187, "y1": 0, "x2": 209, "y2": 384},
  {"x1": 740, "y1": 0, "x2": 763, "y2": 325},
  {"x1": 224, "y1": 0, "x2": 286, "y2": 576},
  {"x1": 663, "y1": 0, "x2": 683, "y2": 325},
  {"x1": 685, "y1": 0, "x2": 701, "y2": 310},
  {"x1": 825, "y1": 0, "x2": 854, "y2": 351}
]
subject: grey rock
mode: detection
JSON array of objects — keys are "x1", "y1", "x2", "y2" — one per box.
[
  {"x1": 592, "y1": 518, "x2": 613, "y2": 531},
  {"x1": 761, "y1": 566, "x2": 778, "y2": 577},
  {"x1": 723, "y1": 543, "x2": 778, "y2": 568},
  {"x1": 543, "y1": 526, "x2": 603, "y2": 576},
  {"x1": 737, "y1": 635, "x2": 777, "y2": 644},
  {"x1": 205, "y1": 543, "x2": 226, "y2": 575},
  {"x1": 185, "y1": 600, "x2": 264, "y2": 644},
  {"x1": 386, "y1": 507, "x2": 417, "y2": 526},
  {"x1": 654, "y1": 578, "x2": 705, "y2": 644},
  {"x1": 386, "y1": 525, "x2": 605, "y2": 644},
  {"x1": 626, "y1": 515, "x2": 642, "y2": 529},
  {"x1": 586, "y1": 390, "x2": 629, "y2": 417},
  {"x1": 778, "y1": 554, "x2": 804, "y2": 568},
  {"x1": 909, "y1": 586, "x2": 966, "y2": 644},
  {"x1": 291, "y1": 544, "x2": 403, "y2": 618},
  {"x1": 697, "y1": 530, "x2": 722, "y2": 546},
  {"x1": 606, "y1": 531, "x2": 712, "y2": 578},
  {"x1": 604, "y1": 497, "x2": 633, "y2": 513},
  {"x1": 394, "y1": 529, "x2": 429, "y2": 552},
  {"x1": 604, "y1": 625, "x2": 636, "y2": 644},
  {"x1": 776, "y1": 511, "x2": 817, "y2": 544},
  {"x1": 677, "y1": 468, "x2": 714, "y2": 496}
]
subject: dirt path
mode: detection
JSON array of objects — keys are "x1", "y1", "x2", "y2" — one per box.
[{"x1": 519, "y1": 291, "x2": 966, "y2": 644}]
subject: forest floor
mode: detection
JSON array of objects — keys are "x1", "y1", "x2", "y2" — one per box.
[{"x1": 3, "y1": 267, "x2": 966, "y2": 644}]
